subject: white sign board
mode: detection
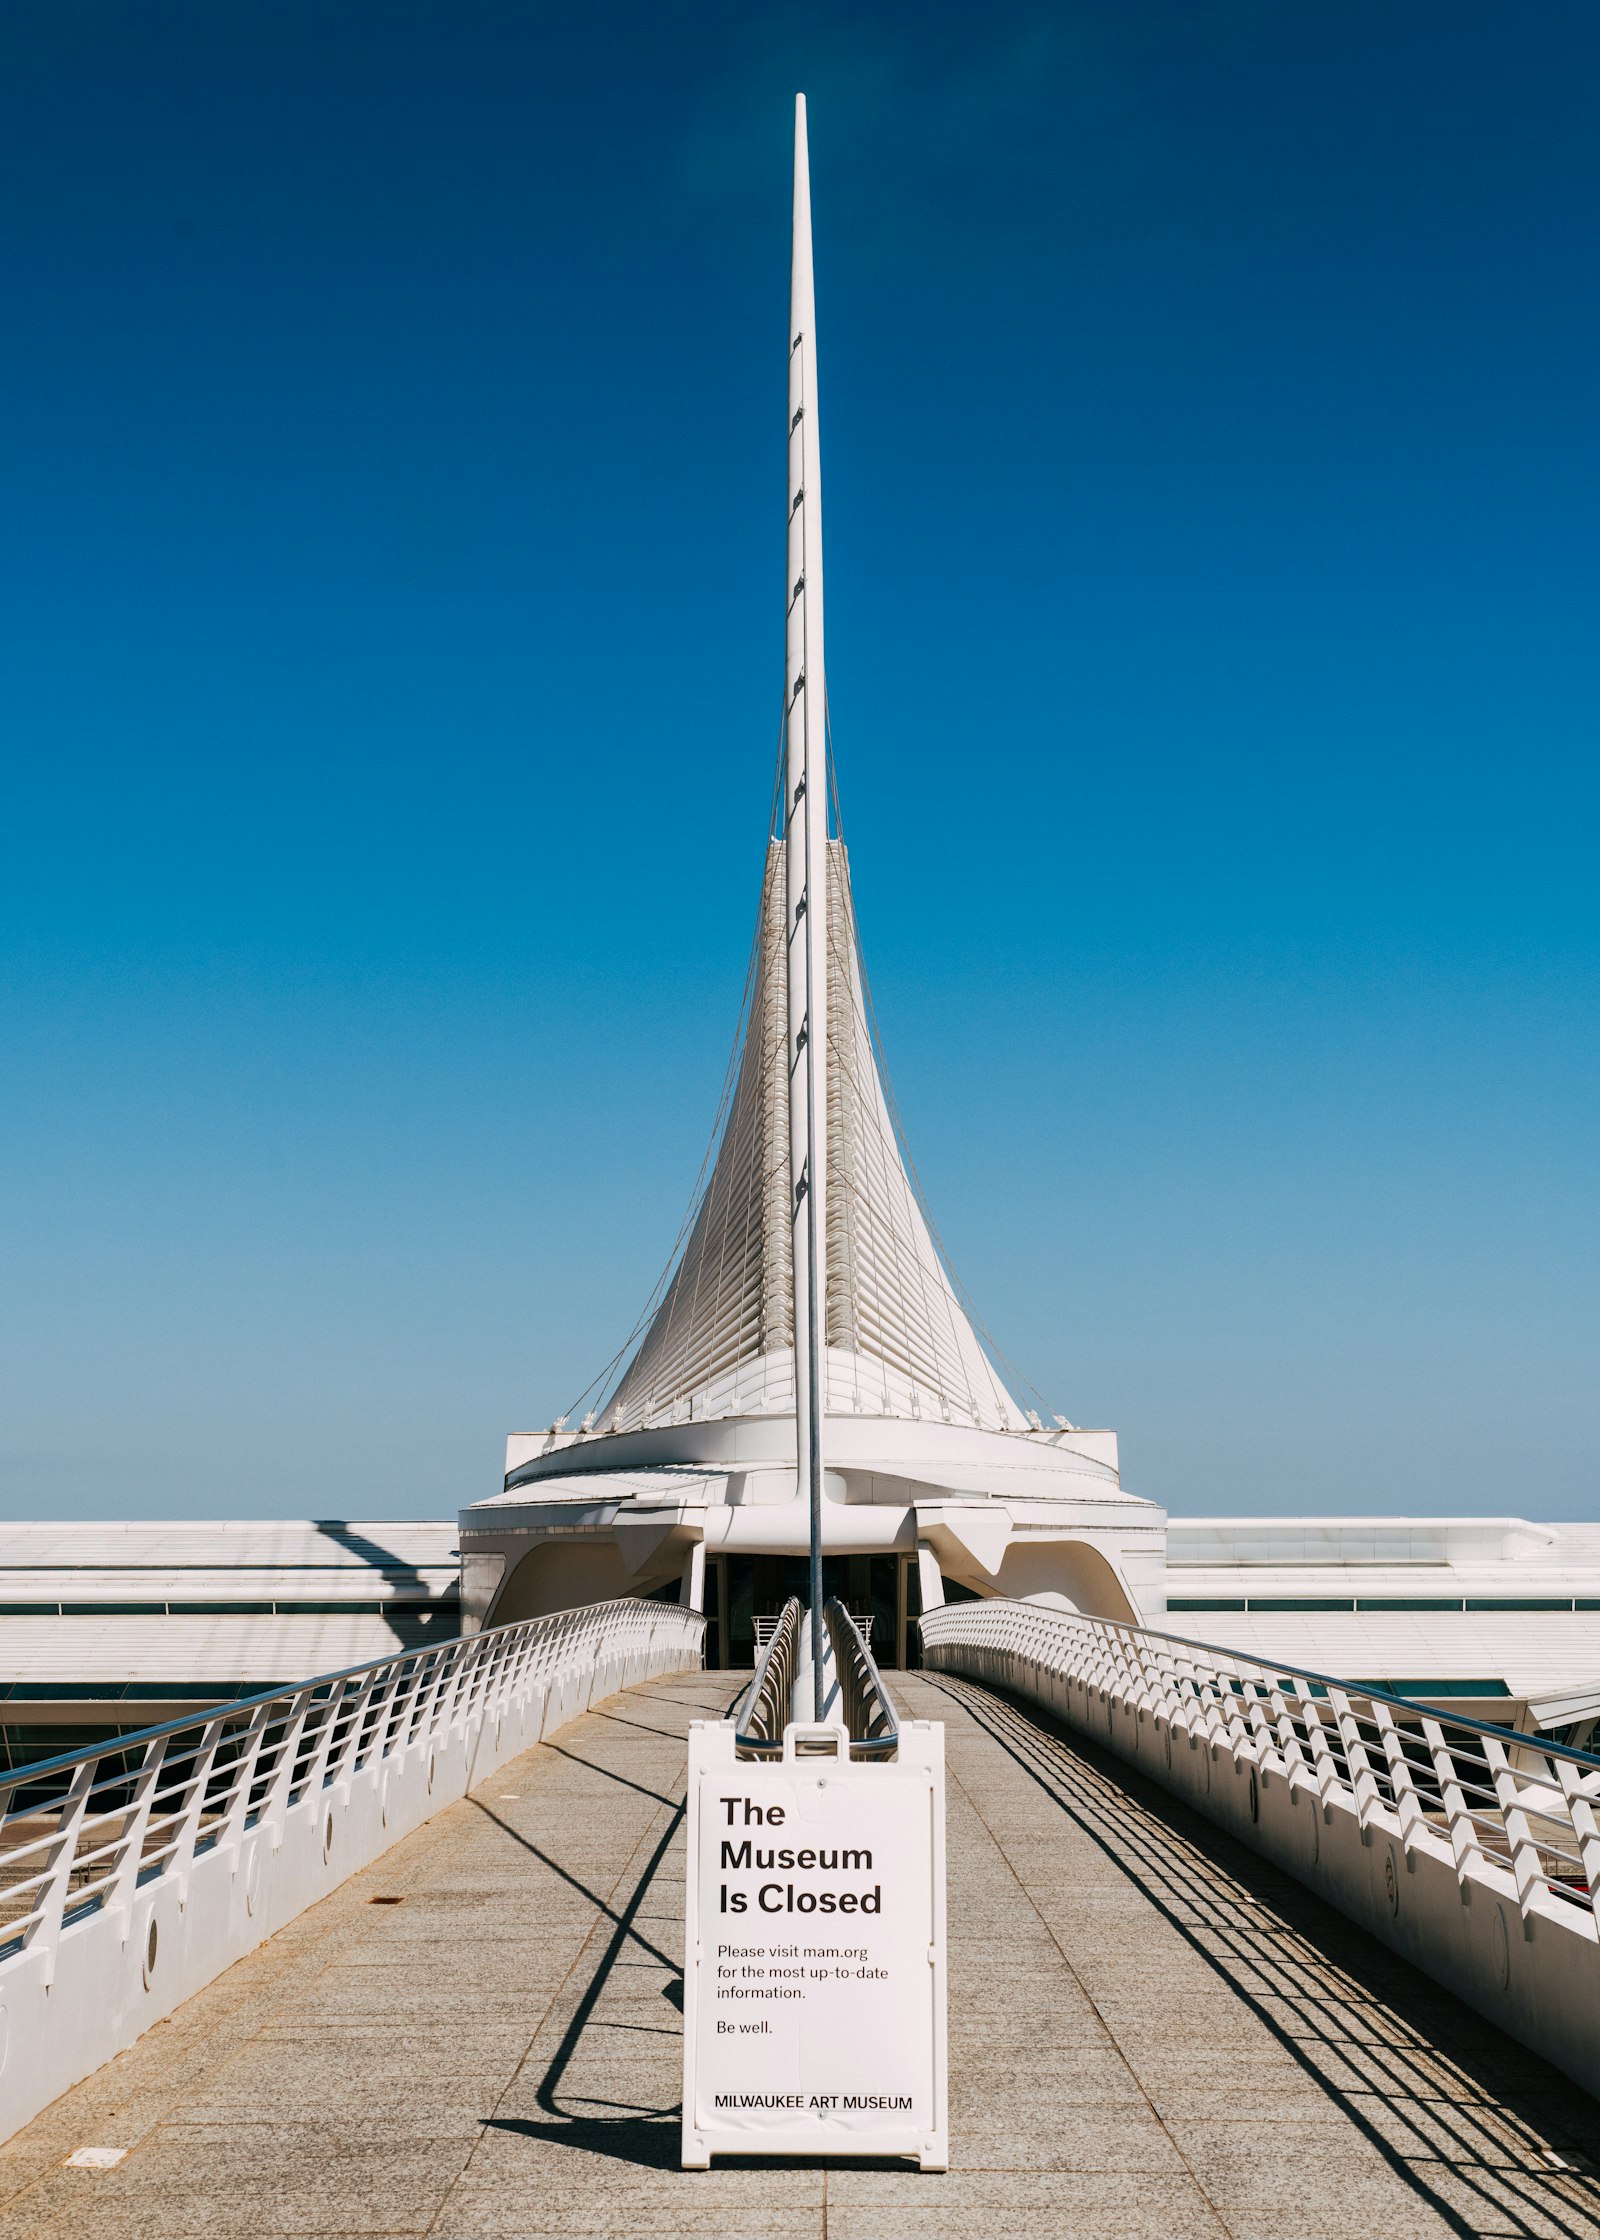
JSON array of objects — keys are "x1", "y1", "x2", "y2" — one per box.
[{"x1": 681, "y1": 1717, "x2": 947, "y2": 2170}]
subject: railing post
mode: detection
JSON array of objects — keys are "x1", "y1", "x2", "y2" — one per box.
[
  {"x1": 484, "y1": 1621, "x2": 517, "y2": 1718},
  {"x1": 409, "y1": 1643, "x2": 456, "y2": 1760},
  {"x1": 1298, "y1": 1696, "x2": 1345, "y2": 1820},
  {"x1": 438, "y1": 1637, "x2": 477, "y2": 1739},
  {"x1": 1169, "y1": 1666, "x2": 1204, "y2": 1749},
  {"x1": 216, "y1": 1704, "x2": 272, "y2": 1873},
  {"x1": 392, "y1": 1650, "x2": 436, "y2": 1765},
  {"x1": 1117, "y1": 1633, "x2": 1157, "y2": 1723},
  {"x1": 460, "y1": 1629, "x2": 491, "y2": 1717},
  {"x1": 363, "y1": 1660, "x2": 408, "y2": 1773},
  {"x1": 170, "y1": 1715, "x2": 226, "y2": 1905},
  {"x1": 105, "y1": 1734, "x2": 170, "y2": 1940},
  {"x1": 329, "y1": 1668, "x2": 381, "y2": 1793},
  {"x1": 1264, "y1": 1683, "x2": 1309, "y2": 1789},
  {"x1": 260, "y1": 1689, "x2": 315, "y2": 1849},
  {"x1": 1483, "y1": 1735, "x2": 1547, "y2": 1924},
  {"x1": 1372, "y1": 1699, "x2": 1427, "y2": 1865},
  {"x1": 300, "y1": 1681, "x2": 346, "y2": 1805},
  {"x1": 34, "y1": 1760, "x2": 94, "y2": 1988},
  {"x1": 1554, "y1": 1757, "x2": 1600, "y2": 1932},
  {"x1": 502, "y1": 1621, "x2": 537, "y2": 1720},
  {"x1": 1243, "y1": 1685, "x2": 1283, "y2": 1777},
  {"x1": 1218, "y1": 1662, "x2": 1255, "y2": 1764},
  {"x1": 1195, "y1": 1666, "x2": 1233, "y2": 1760},
  {"x1": 1150, "y1": 1645, "x2": 1187, "y2": 1735},
  {"x1": 1423, "y1": 1715, "x2": 1490, "y2": 1895},
  {"x1": 1330, "y1": 1689, "x2": 1385, "y2": 1841}
]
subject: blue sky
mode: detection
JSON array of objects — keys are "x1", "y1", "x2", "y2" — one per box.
[{"x1": 3, "y1": 1, "x2": 1596, "y2": 1522}]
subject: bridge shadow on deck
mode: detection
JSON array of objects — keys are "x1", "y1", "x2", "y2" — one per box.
[
  {"x1": 471, "y1": 1796, "x2": 688, "y2": 2172},
  {"x1": 922, "y1": 1674, "x2": 1600, "y2": 2240},
  {"x1": 471, "y1": 1687, "x2": 886, "y2": 2183}
]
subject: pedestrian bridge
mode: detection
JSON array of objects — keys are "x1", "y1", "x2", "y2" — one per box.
[{"x1": 3, "y1": 1602, "x2": 1600, "y2": 2238}]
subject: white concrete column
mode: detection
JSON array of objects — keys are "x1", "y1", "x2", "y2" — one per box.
[
  {"x1": 680, "y1": 1541, "x2": 707, "y2": 1612},
  {"x1": 917, "y1": 1541, "x2": 945, "y2": 1612}
]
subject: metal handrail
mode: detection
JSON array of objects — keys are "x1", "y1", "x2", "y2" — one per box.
[
  {"x1": 0, "y1": 1600, "x2": 696, "y2": 1798},
  {"x1": 1113, "y1": 1619, "x2": 1600, "y2": 1770},
  {"x1": 824, "y1": 1598, "x2": 899, "y2": 1760},
  {"x1": 734, "y1": 1597, "x2": 802, "y2": 1759},
  {"x1": 0, "y1": 1598, "x2": 708, "y2": 1951},
  {"x1": 920, "y1": 1598, "x2": 1600, "y2": 1928}
]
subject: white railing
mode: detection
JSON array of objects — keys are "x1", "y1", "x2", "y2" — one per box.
[
  {"x1": 922, "y1": 1598, "x2": 1600, "y2": 2101},
  {"x1": 0, "y1": 1597, "x2": 705, "y2": 2145},
  {"x1": 824, "y1": 1598, "x2": 899, "y2": 1757}
]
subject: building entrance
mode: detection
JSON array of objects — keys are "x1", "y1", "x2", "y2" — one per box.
[{"x1": 704, "y1": 1552, "x2": 913, "y2": 1671}]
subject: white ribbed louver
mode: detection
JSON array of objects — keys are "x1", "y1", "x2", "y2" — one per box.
[
  {"x1": 823, "y1": 843, "x2": 1018, "y2": 1428},
  {"x1": 599, "y1": 839, "x2": 1021, "y2": 1435},
  {"x1": 602, "y1": 847, "x2": 792, "y2": 1431}
]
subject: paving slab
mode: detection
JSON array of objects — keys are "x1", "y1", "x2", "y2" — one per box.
[{"x1": 2, "y1": 1665, "x2": 1599, "y2": 2238}]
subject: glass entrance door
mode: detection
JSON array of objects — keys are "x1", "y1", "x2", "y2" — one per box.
[{"x1": 704, "y1": 1553, "x2": 909, "y2": 1669}]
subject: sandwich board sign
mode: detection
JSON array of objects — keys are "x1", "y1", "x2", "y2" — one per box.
[{"x1": 681, "y1": 1715, "x2": 947, "y2": 2170}]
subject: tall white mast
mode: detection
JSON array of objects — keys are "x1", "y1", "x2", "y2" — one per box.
[{"x1": 786, "y1": 94, "x2": 829, "y2": 1712}]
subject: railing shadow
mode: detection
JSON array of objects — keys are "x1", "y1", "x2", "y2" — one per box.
[{"x1": 928, "y1": 1674, "x2": 1600, "y2": 2240}]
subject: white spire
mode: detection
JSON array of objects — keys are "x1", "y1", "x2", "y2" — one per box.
[
  {"x1": 786, "y1": 96, "x2": 829, "y2": 1546},
  {"x1": 596, "y1": 102, "x2": 1024, "y2": 1444}
]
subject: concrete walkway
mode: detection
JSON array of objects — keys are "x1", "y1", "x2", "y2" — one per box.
[{"x1": 2, "y1": 1669, "x2": 1599, "y2": 2238}]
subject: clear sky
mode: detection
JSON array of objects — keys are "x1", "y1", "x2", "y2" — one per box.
[{"x1": 3, "y1": 2, "x2": 1596, "y2": 1524}]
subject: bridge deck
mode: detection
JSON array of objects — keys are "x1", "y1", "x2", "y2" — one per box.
[{"x1": 3, "y1": 1671, "x2": 1599, "y2": 2239}]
